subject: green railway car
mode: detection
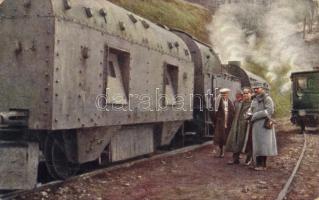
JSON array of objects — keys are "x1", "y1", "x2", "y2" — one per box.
[{"x1": 291, "y1": 70, "x2": 319, "y2": 133}]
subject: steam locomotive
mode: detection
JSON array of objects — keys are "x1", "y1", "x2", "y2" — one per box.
[
  {"x1": 0, "y1": 0, "x2": 268, "y2": 190},
  {"x1": 290, "y1": 70, "x2": 319, "y2": 133}
]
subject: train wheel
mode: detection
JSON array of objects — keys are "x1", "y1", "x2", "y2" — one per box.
[
  {"x1": 44, "y1": 134, "x2": 80, "y2": 180},
  {"x1": 44, "y1": 135, "x2": 60, "y2": 180}
]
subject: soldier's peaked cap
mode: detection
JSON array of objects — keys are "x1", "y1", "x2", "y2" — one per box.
[{"x1": 251, "y1": 82, "x2": 266, "y2": 89}]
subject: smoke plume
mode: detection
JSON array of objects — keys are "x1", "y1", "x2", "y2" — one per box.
[{"x1": 208, "y1": 0, "x2": 319, "y2": 91}]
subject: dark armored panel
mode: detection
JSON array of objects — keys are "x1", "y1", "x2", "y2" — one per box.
[
  {"x1": 245, "y1": 70, "x2": 270, "y2": 90},
  {"x1": 0, "y1": 0, "x2": 194, "y2": 130},
  {"x1": 224, "y1": 61, "x2": 251, "y2": 88},
  {"x1": 171, "y1": 30, "x2": 222, "y2": 105},
  {"x1": 171, "y1": 30, "x2": 241, "y2": 137},
  {"x1": 225, "y1": 61, "x2": 269, "y2": 90}
]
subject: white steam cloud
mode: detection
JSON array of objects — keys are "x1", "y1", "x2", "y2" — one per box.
[{"x1": 208, "y1": 0, "x2": 319, "y2": 92}]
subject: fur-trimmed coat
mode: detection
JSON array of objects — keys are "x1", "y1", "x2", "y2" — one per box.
[{"x1": 212, "y1": 97, "x2": 235, "y2": 146}]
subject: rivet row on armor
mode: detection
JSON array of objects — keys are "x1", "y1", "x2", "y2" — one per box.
[
  {"x1": 81, "y1": 47, "x2": 89, "y2": 59},
  {"x1": 84, "y1": 7, "x2": 93, "y2": 18},
  {"x1": 99, "y1": 8, "x2": 107, "y2": 23},
  {"x1": 119, "y1": 21, "x2": 126, "y2": 31},
  {"x1": 31, "y1": 40, "x2": 36, "y2": 51},
  {"x1": 63, "y1": 0, "x2": 71, "y2": 10},
  {"x1": 23, "y1": 0, "x2": 31, "y2": 9},
  {"x1": 141, "y1": 20, "x2": 150, "y2": 29},
  {"x1": 53, "y1": 14, "x2": 189, "y2": 61},
  {"x1": 128, "y1": 14, "x2": 137, "y2": 24},
  {"x1": 15, "y1": 41, "x2": 22, "y2": 55}
]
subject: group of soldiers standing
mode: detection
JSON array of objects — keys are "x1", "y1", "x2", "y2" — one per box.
[{"x1": 212, "y1": 83, "x2": 278, "y2": 171}]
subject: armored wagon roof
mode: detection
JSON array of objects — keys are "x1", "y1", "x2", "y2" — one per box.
[
  {"x1": 0, "y1": 0, "x2": 192, "y2": 62},
  {"x1": 170, "y1": 28, "x2": 211, "y2": 48},
  {"x1": 245, "y1": 70, "x2": 267, "y2": 83},
  {"x1": 53, "y1": 0, "x2": 192, "y2": 61},
  {"x1": 244, "y1": 70, "x2": 270, "y2": 89}
]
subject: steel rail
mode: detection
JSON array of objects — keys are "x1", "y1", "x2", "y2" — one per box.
[{"x1": 276, "y1": 132, "x2": 308, "y2": 200}]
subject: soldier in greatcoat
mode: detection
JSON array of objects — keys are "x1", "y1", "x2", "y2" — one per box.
[
  {"x1": 212, "y1": 88, "x2": 235, "y2": 158},
  {"x1": 250, "y1": 83, "x2": 278, "y2": 170},
  {"x1": 225, "y1": 88, "x2": 252, "y2": 164}
]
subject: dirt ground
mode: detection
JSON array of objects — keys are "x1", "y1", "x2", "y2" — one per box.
[{"x1": 17, "y1": 120, "x2": 319, "y2": 200}]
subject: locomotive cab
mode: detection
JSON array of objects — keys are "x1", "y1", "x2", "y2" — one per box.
[{"x1": 291, "y1": 70, "x2": 319, "y2": 133}]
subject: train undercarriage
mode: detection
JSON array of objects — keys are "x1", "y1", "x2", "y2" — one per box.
[
  {"x1": 291, "y1": 110, "x2": 319, "y2": 133},
  {"x1": 0, "y1": 110, "x2": 187, "y2": 190}
]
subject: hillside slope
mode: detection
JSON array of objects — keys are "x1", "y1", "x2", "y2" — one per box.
[
  {"x1": 108, "y1": 0, "x2": 212, "y2": 43},
  {"x1": 185, "y1": 0, "x2": 218, "y2": 12}
]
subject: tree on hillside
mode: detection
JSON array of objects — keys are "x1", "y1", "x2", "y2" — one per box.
[{"x1": 303, "y1": 0, "x2": 319, "y2": 38}]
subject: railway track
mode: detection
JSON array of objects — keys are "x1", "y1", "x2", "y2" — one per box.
[
  {"x1": 0, "y1": 141, "x2": 213, "y2": 200},
  {"x1": 276, "y1": 132, "x2": 308, "y2": 200},
  {"x1": 285, "y1": 130, "x2": 319, "y2": 200},
  {"x1": 277, "y1": 129, "x2": 319, "y2": 200}
]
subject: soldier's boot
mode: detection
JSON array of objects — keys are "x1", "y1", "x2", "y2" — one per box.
[{"x1": 228, "y1": 152, "x2": 240, "y2": 164}]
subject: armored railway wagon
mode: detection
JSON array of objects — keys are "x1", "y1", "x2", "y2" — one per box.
[{"x1": 0, "y1": 0, "x2": 194, "y2": 189}]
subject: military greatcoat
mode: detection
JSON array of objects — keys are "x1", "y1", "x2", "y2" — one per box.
[
  {"x1": 225, "y1": 100, "x2": 251, "y2": 153},
  {"x1": 250, "y1": 93, "x2": 278, "y2": 157}
]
